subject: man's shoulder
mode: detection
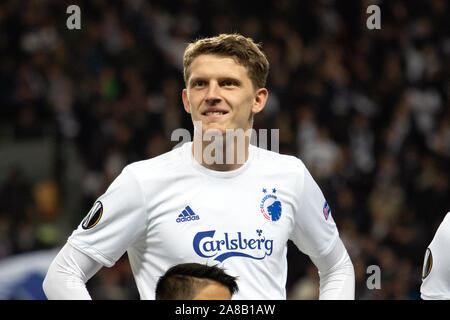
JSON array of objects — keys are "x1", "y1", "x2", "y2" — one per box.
[
  {"x1": 432, "y1": 211, "x2": 450, "y2": 244},
  {"x1": 442, "y1": 211, "x2": 450, "y2": 227},
  {"x1": 251, "y1": 145, "x2": 306, "y2": 172},
  {"x1": 124, "y1": 143, "x2": 190, "y2": 178}
]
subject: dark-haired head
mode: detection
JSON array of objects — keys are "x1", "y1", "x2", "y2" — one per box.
[{"x1": 155, "y1": 263, "x2": 239, "y2": 300}]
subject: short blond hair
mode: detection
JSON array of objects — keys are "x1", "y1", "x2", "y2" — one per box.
[{"x1": 183, "y1": 33, "x2": 269, "y2": 89}]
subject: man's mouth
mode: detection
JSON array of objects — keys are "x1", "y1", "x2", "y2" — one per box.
[
  {"x1": 204, "y1": 111, "x2": 228, "y2": 116},
  {"x1": 202, "y1": 109, "x2": 229, "y2": 116}
]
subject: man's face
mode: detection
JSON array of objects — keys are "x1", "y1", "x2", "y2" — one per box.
[{"x1": 182, "y1": 54, "x2": 267, "y2": 134}]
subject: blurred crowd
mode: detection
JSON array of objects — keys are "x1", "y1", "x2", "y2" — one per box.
[{"x1": 0, "y1": 0, "x2": 449, "y2": 300}]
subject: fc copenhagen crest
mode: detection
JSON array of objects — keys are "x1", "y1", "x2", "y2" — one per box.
[
  {"x1": 82, "y1": 201, "x2": 103, "y2": 230},
  {"x1": 260, "y1": 188, "x2": 282, "y2": 221}
]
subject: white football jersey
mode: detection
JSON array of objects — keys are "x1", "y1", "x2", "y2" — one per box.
[
  {"x1": 68, "y1": 142, "x2": 339, "y2": 299},
  {"x1": 421, "y1": 212, "x2": 450, "y2": 300}
]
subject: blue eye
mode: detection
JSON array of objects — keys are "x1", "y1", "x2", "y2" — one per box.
[
  {"x1": 222, "y1": 80, "x2": 235, "y2": 87},
  {"x1": 192, "y1": 80, "x2": 205, "y2": 87}
]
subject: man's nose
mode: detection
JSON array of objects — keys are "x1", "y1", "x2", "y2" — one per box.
[{"x1": 205, "y1": 82, "x2": 221, "y2": 104}]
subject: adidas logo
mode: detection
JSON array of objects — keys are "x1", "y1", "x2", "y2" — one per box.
[{"x1": 176, "y1": 206, "x2": 200, "y2": 223}]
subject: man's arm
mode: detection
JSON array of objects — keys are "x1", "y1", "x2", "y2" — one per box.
[
  {"x1": 309, "y1": 237, "x2": 355, "y2": 299},
  {"x1": 43, "y1": 243, "x2": 103, "y2": 299},
  {"x1": 290, "y1": 160, "x2": 355, "y2": 299},
  {"x1": 420, "y1": 212, "x2": 450, "y2": 300}
]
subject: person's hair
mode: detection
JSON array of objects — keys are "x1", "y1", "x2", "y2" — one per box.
[
  {"x1": 183, "y1": 33, "x2": 269, "y2": 89},
  {"x1": 155, "y1": 263, "x2": 239, "y2": 300}
]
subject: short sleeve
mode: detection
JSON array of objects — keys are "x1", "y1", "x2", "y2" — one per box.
[
  {"x1": 68, "y1": 167, "x2": 147, "y2": 267},
  {"x1": 289, "y1": 163, "x2": 339, "y2": 258}
]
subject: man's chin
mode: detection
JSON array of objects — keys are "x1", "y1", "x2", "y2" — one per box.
[
  {"x1": 200, "y1": 124, "x2": 227, "y2": 135},
  {"x1": 202, "y1": 128, "x2": 226, "y2": 137},
  {"x1": 193, "y1": 120, "x2": 252, "y2": 136}
]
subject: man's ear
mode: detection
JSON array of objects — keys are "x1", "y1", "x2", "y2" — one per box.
[
  {"x1": 182, "y1": 89, "x2": 191, "y2": 114},
  {"x1": 251, "y1": 88, "x2": 268, "y2": 114}
]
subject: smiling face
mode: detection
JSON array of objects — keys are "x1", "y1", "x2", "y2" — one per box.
[{"x1": 182, "y1": 54, "x2": 268, "y2": 134}]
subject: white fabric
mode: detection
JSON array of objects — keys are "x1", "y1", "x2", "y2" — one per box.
[
  {"x1": 421, "y1": 212, "x2": 450, "y2": 300},
  {"x1": 47, "y1": 142, "x2": 351, "y2": 299},
  {"x1": 43, "y1": 243, "x2": 102, "y2": 300},
  {"x1": 310, "y1": 237, "x2": 355, "y2": 299}
]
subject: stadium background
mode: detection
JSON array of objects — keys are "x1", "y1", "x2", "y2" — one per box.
[{"x1": 0, "y1": 0, "x2": 449, "y2": 299}]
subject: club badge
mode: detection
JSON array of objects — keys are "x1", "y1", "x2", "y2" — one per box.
[{"x1": 82, "y1": 201, "x2": 103, "y2": 230}]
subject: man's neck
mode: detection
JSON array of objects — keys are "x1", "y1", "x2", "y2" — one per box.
[{"x1": 192, "y1": 134, "x2": 250, "y2": 172}]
